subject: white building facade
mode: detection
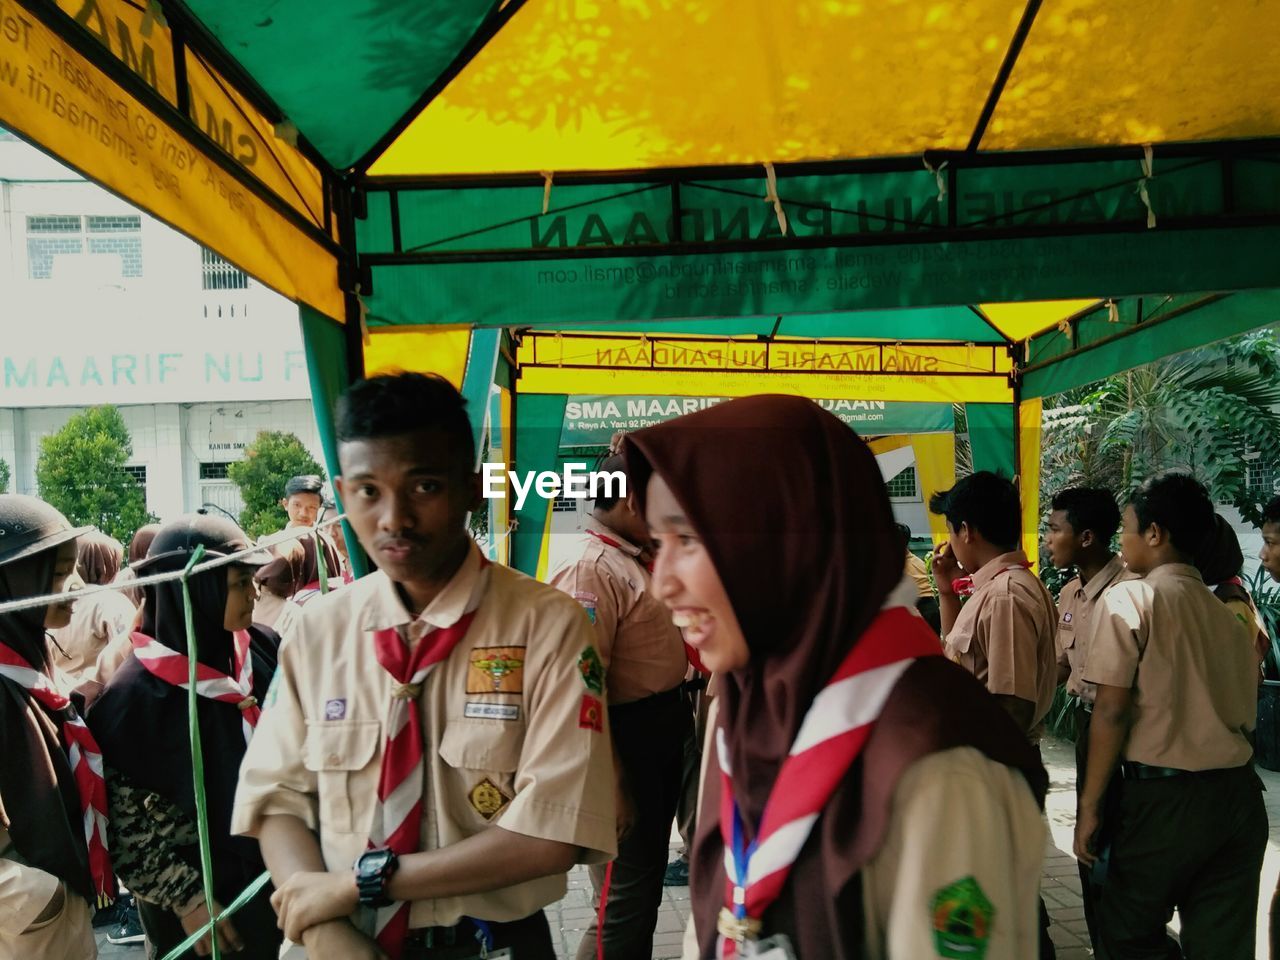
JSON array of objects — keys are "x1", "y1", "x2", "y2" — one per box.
[{"x1": 0, "y1": 130, "x2": 324, "y2": 524}]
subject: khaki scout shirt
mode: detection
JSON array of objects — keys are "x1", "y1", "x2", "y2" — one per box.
[
  {"x1": 681, "y1": 744, "x2": 1046, "y2": 960},
  {"x1": 1055, "y1": 555, "x2": 1133, "y2": 704},
  {"x1": 1085, "y1": 563, "x2": 1258, "y2": 771},
  {"x1": 232, "y1": 543, "x2": 617, "y2": 928},
  {"x1": 904, "y1": 552, "x2": 933, "y2": 599},
  {"x1": 548, "y1": 518, "x2": 688, "y2": 705},
  {"x1": 943, "y1": 552, "x2": 1057, "y2": 738},
  {"x1": 0, "y1": 825, "x2": 61, "y2": 938}
]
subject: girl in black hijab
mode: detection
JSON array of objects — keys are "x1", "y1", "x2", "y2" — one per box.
[
  {"x1": 0, "y1": 495, "x2": 101, "y2": 960},
  {"x1": 88, "y1": 514, "x2": 281, "y2": 959},
  {"x1": 623, "y1": 396, "x2": 1049, "y2": 960}
]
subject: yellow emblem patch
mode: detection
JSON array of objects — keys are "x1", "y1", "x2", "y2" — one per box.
[
  {"x1": 467, "y1": 646, "x2": 525, "y2": 695},
  {"x1": 468, "y1": 778, "x2": 511, "y2": 820}
]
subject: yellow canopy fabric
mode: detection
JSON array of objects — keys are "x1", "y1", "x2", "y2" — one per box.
[
  {"x1": 371, "y1": 0, "x2": 1026, "y2": 176},
  {"x1": 984, "y1": 0, "x2": 1280, "y2": 150},
  {"x1": 979, "y1": 300, "x2": 1101, "y2": 341},
  {"x1": 363, "y1": 328, "x2": 472, "y2": 386}
]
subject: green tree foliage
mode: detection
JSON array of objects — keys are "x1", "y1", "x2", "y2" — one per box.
[
  {"x1": 1041, "y1": 329, "x2": 1280, "y2": 527},
  {"x1": 227, "y1": 431, "x2": 325, "y2": 540},
  {"x1": 0, "y1": 458, "x2": 9, "y2": 494},
  {"x1": 36, "y1": 406, "x2": 156, "y2": 543}
]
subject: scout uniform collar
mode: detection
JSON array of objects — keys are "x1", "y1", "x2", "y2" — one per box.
[
  {"x1": 1080, "y1": 553, "x2": 1127, "y2": 602},
  {"x1": 1142, "y1": 562, "x2": 1204, "y2": 584},
  {"x1": 358, "y1": 541, "x2": 486, "y2": 633},
  {"x1": 584, "y1": 516, "x2": 642, "y2": 558},
  {"x1": 968, "y1": 551, "x2": 1032, "y2": 591}
]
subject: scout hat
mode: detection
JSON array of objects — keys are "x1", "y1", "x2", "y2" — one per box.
[
  {"x1": 0, "y1": 495, "x2": 91, "y2": 569},
  {"x1": 134, "y1": 513, "x2": 272, "y2": 573},
  {"x1": 284, "y1": 475, "x2": 324, "y2": 497}
]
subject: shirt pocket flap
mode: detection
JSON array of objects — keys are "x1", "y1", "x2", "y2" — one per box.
[
  {"x1": 438, "y1": 718, "x2": 522, "y2": 773},
  {"x1": 947, "y1": 627, "x2": 974, "y2": 655},
  {"x1": 303, "y1": 720, "x2": 381, "y2": 772}
]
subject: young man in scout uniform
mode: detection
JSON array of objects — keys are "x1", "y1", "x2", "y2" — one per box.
[
  {"x1": 1044, "y1": 486, "x2": 1128, "y2": 958},
  {"x1": 1259, "y1": 495, "x2": 1280, "y2": 585},
  {"x1": 1076, "y1": 473, "x2": 1266, "y2": 960},
  {"x1": 258, "y1": 475, "x2": 326, "y2": 550},
  {"x1": 929, "y1": 472, "x2": 1058, "y2": 739},
  {"x1": 233, "y1": 373, "x2": 616, "y2": 960},
  {"x1": 930, "y1": 470, "x2": 1059, "y2": 960},
  {"x1": 1258, "y1": 496, "x2": 1280, "y2": 959},
  {"x1": 548, "y1": 445, "x2": 690, "y2": 960}
]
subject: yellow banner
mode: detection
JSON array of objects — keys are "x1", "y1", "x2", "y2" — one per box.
[
  {"x1": 518, "y1": 334, "x2": 1010, "y2": 378},
  {"x1": 1, "y1": 0, "x2": 343, "y2": 318},
  {"x1": 515, "y1": 366, "x2": 1013, "y2": 405},
  {"x1": 51, "y1": 0, "x2": 327, "y2": 230}
]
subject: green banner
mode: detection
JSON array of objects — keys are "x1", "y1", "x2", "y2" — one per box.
[{"x1": 560, "y1": 395, "x2": 953, "y2": 446}]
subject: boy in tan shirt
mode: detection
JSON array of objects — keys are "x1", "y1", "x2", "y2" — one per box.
[
  {"x1": 233, "y1": 374, "x2": 616, "y2": 960},
  {"x1": 1077, "y1": 473, "x2": 1265, "y2": 960}
]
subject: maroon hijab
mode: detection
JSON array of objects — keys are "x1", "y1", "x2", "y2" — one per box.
[
  {"x1": 624, "y1": 394, "x2": 901, "y2": 826},
  {"x1": 624, "y1": 395, "x2": 1045, "y2": 958}
]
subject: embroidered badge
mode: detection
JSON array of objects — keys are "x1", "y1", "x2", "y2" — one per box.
[
  {"x1": 931, "y1": 876, "x2": 995, "y2": 960},
  {"x1": 324, "y1": 698, "x2": 347, "y2": 721},
  {"x1": 464, "y1": 701, "x2": 520, "y2": 721},
  {"x1": 1063, "y1": 612, "x2": 1073, "y2": 624},
  {"x1": 573, "y1": 590, "x2": 598, "y2": 624},
  {"x1": 577, "y1": 647, "x2": 605, "y2": 694},
  {"x1": 578, "y1": 693, "x2": 604, "y2": 732},
  {"x1": 468, "y1": 778, "x2": 511, "y2": 820},
  {"x1": 467, "y1": 646, "x2": 525, "y2": 695}
]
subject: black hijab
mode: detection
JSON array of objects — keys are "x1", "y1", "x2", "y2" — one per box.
[
  {"x1": 87, "y1": 555, "x2": 277, "y2": 902},
  {"x1": 0, "y1": 546, "x2": 97, "y2": 903}
]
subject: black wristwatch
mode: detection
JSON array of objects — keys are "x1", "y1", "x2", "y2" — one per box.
[{"x1": 354, "y1": 848, "x2": 399, "y2": 908}]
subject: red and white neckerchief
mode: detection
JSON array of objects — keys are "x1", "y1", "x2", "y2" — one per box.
[
  {"x1": 0, "y1": 641, "x2": 115, "y2": 903},
  {"x1": 131, "y1": 630, "x2": 261, "y2": 743},
  {"x1": 368, "y1": 558, "x2": 490, "y2": 958},
  {"x1": 715, "y1": 603, "x2": 942, "y2": 957},
  {"x1": 586, "y1": 528, "x2": 628, "y2": 552},
  {"x1": 951, "y1": 559, "x2": 1033, "y2": 599}
]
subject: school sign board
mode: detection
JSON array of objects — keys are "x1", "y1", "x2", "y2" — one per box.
[{"x1": 560, "y1": 395, "x2": 953, "y2": 446}]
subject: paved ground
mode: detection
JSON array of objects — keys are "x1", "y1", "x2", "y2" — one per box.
[{"x1": 98, "y1": 735, "x2": 1280, "y2": 958}]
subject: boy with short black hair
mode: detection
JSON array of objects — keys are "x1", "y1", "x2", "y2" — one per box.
[
  {"x1": 1077, "y1": 472, "x2": 1266, "y2": 960},
  {"x1": 233, "y1": 372, "x2": 616, "y2": 960},
  {"x1": 1044, "y1": 485, "x2": 1127, "y2": 958},
  {"x1": 929, "y1": 472, "x2": 1058, "y2": 739},
  {"x1": 281, "y1": 476, "x2": 324, "y2": 530},
  {"x1": 1259, "y1": 494, "x2": 1280, "y2": 584}
]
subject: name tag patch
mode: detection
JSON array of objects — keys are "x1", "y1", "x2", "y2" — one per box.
[{"x1": 464, "y1": 701, "x2": 521, "y2": 722}]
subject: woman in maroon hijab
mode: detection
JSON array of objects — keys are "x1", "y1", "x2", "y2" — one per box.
[{"x1": 622, "y1": 395, "x2": 1050, "y2": 960}]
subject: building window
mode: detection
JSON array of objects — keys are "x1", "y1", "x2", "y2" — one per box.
[
  {"x1": 199, "y1": 461, "x2": 233, "y2": 480},
  {"x1": 26, "y1": 214, "x2": 142, "y2": 279},
  {"x1": 885, "y1": 465, "x2": 919, "y2": 500},
  {"x1": 122, "y1": 465, "x2": 147, "y2": 494},
  {"x1": 552, "y1": 492, "x2": 579, "y2": 513},
  {"x1": 1245, "y1": 451, "x2": 1279, "y2": 500},
  {"x1": 201, "y1": 247, "x2": 249, "y2": 290}
]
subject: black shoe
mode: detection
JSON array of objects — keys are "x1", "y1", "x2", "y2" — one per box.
[
  {"x1": 663, "y1": 858, "x2": 689, "y2": 886},
  {"x1": 106, "y1": 903, "x2": 145, "y2": 945},
  {"x1": 92, "y1": 892, "x2": 132, "y2": 930}
]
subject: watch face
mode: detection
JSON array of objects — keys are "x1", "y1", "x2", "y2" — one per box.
[{"x1": 360, "y1": 849, "x2": 392, "y2": 877}]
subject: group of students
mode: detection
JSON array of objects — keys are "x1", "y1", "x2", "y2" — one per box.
[
  {"x1": 0, "y1": 370, "x2": 1275, "y2": 960},
  {"x1": 922, "y1": 468, "x2": 1271, "y2": 960}
]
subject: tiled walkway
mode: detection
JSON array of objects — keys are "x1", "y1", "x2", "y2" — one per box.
[{"x1": 100, "y1": 735, "x2": 1280, "y2": 958}]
